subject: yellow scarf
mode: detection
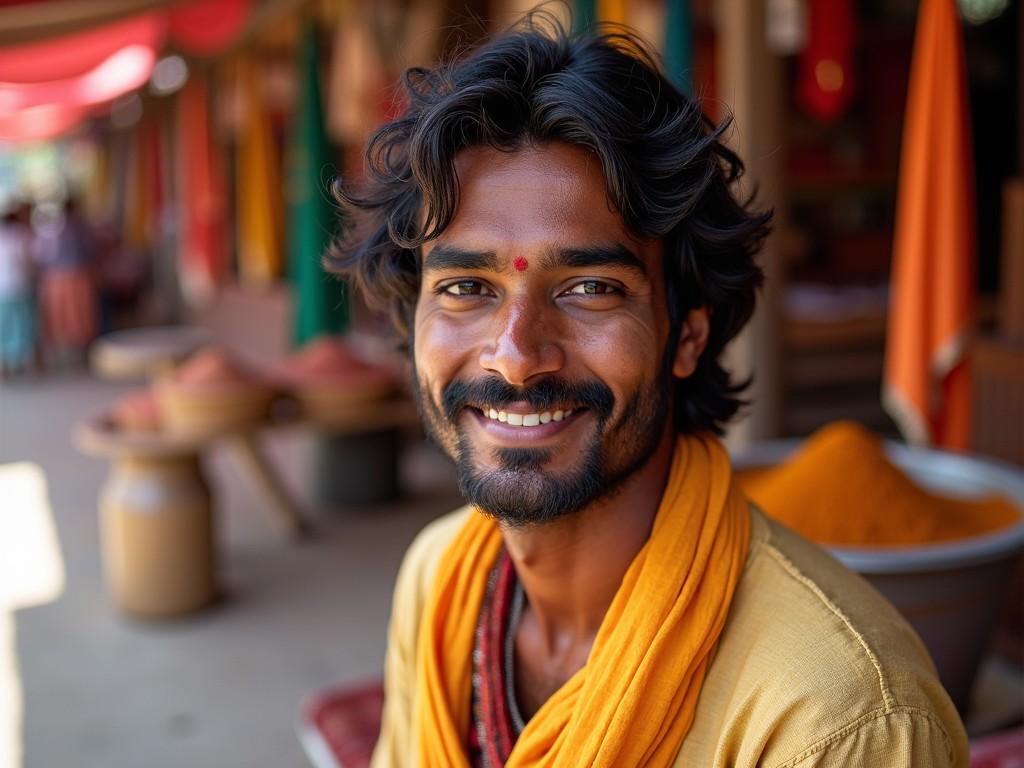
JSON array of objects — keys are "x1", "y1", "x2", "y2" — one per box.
[{"x1": 414, "y1": 433, "x2": 751, "y2": 766}]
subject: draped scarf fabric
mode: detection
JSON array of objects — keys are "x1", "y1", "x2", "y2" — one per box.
[{"x1": 414, "y1": 433, "x2": 751, "y2": 766}]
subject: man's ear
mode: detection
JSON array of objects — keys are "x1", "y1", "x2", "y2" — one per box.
[{"x1": 672, "y1": 306, "x2": 710, "y2": 379}]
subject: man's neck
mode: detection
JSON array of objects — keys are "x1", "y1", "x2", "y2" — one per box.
[{"x1": 500, "y1": 427, "x2": 676, "y2": 656}]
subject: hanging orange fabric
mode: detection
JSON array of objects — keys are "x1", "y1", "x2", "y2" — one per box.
[
  {"x1": 124, "y1": 116, "x2": 161, "y2": 252},
  {"x1": 597, "y1": 0, "x2": 628, "y2": 26},
  {"x1": 235, "y1": 55, "x2": 283, "y2": 286},
  {"x1": 413, "y1": 433, "x2": 751, "y2": 766},
  {"x1": 883, "y1": 0, "x2": 975, "y2": 450}
]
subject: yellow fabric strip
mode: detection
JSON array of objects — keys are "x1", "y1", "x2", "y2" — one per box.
[
  {"x1": 414, "y1": 433, "x2": 751, "y2": 766},
  {"x1": 597, "y1": 0, "x2": 628, "y2": 26},
  {"x1": 236, "y1": 55, "x2": 283, "y2": 285}
]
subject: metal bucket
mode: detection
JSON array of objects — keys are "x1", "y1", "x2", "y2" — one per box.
[
  {"x1": 732, "y1": 440, "x2": 1024, "y2": 712},
  {"x1": 311, "y1": 429, "x2": 403, "y2": 508}
]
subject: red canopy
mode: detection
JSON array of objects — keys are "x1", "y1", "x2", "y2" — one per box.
[
  {"x1": 0, "y1": 101, "x2": 89, "y2": 142},
  {"x1": 0, "y1": 0, "x2": 251, "y2": 142},
  {"x1": 168, "y1": 0, "x2": 250, "y2": 55},
  {"x1": 0, "y1": 12, "x2": 164, "y2": 83},
  {"x1": 0, "y1": 42, "x2": 157, "y2": 114}
]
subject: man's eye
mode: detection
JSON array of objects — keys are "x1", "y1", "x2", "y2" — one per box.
[
  {"x1": 441, "y1": 280, "x2": 488, "y2": 297},
  {"x1": 565, "y1": 281, "x2": 618, "y2": 296}
]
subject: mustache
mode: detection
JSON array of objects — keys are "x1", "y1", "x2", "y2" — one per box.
[{"x1": 441, "y1": 376, "x2": 615, "y2": 423}]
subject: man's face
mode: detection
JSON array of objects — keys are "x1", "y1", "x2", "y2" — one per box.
[{"x1": 412, "y1": 142, "x2": 679, "y2": 527}]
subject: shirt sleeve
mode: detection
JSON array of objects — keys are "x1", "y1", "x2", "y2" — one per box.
[
  {"x1": 784, "y1": 706, "x2": 965, "y2": 768},
  {"x1": 370, "y1": 508, "x2": 471, "y2": 768},
  {"x1": 370, "y1": 539, "x2": 425, "y2": 767}
]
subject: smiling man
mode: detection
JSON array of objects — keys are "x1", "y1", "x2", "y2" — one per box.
[{"x1": 329, "y1": 16, "x2": 967, "y2": 768}]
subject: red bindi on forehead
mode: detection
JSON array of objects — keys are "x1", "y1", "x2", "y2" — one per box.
[{"x1": 513, "y1": 256, "x2": 529, "y2": 272}]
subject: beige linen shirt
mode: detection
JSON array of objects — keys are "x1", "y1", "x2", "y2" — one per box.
[{"x1": 371, "y1": 505, "x2": 969, "y2": 767}]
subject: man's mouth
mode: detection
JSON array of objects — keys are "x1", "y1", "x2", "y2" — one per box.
[
  {"x1": 439, "y1": 376, "x2": 613, "y2": 432},
  {"x1": 456, "y1": 399, "x2": 592, "y2": 449},
  {"x1": 475, "y1": 406, "x2": 576, "y2": 427}
]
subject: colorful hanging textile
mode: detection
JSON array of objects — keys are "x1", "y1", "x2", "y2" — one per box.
[
  {"x1": 596, "y1": 0, "x2": 627, "y2": 25},
  {"x1": 883, "y1": 0, "x2": 975, "y2": 450},
  {"x1": 327, "y1": 1, "x2": 390, "y2": 147},
  {"x1": 83, "y1": 136, "x2": 113, "y2": 223},
  {"x1": 796, "y1": 0, "x2": 857, "y2": 123},
  {"x1": 287, "y1": 21, "x2": 348, "y2": 344},
  {"x1": 573, "y1": 0, "x2": 597, "y2": 33},
  {"x1": 663, "y1": 0, "x2": 693, "y2": 96},
  {"x1": 326, "y1": 0, "x2": 442, "y2": 148},
  {"x1": 235, "y1": 55, "x2": 282, "y2": 285},
  {"x1": 123, "y1": 115, "x2": 162, "y2": 252},
  {"x1": 176, "y1": 74, "x2": 227, "y2": 307}
]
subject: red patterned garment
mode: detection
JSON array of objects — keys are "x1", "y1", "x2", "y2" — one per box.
[{"x1": 468, "y1": 550, "x2": 525, "y2": 767}]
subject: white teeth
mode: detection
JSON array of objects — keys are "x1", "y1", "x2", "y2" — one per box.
[
  {"x1": 483, "y1": 408, "x2": 575, "y2": 427},
  {"x1": 481, "y1": 409, "x2": 573, "y2": 428}
]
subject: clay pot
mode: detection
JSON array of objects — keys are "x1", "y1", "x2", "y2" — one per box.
[{"x1": 99, "y1": 454, "x2": 215, "y2": 618}]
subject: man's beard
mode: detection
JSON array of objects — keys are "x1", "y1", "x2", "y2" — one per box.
[{"x1": 414, "y1": 360, "x2": 672, "y2": 528}]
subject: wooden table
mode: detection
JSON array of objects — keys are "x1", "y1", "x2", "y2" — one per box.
[
  {"x1": 81, "y1": 326, "x2": 419, "y2": 617},
  {"x1": 75, "y1": 396, "x2": 420, "y2": 619}
]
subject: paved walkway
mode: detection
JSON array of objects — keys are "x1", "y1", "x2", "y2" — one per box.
[{"x1": 0, "y1": 369, "x2": 459, "y2": 768}]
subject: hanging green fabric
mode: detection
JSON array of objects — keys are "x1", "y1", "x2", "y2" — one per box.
[
  {"x1": 664, "y1": 0, "x2": 693, "y2": 96},
  {"x1": 287, "y1": 21, "x2": 348, "y2": 346},
  {"x1": 573, "y1": 0, "x2": 597, "y2": 34}
]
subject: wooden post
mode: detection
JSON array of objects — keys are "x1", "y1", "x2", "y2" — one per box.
[
  {"x1": 716, "y1": 0, "x2": 786, "y2": 449},
  {"x1": 1001, "y1": 178, "x2": 1024, "y2": 342}
]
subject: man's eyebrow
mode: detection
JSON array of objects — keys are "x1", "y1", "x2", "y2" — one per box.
[
  {"x1": 422, "y1": 244, "x2": 501, "y2": 273},
  {"x1": 542, "y1": 244, "x2": 648, "y2": 277}
]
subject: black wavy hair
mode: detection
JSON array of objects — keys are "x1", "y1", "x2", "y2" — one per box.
[{"x1": 326, "y1": 12, "x2": 771, "y2": 435}]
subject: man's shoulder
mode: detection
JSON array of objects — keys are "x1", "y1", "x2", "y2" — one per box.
[
  {"x1": 679, "y1": 507, "x2": 967, "y2": 766},
  {"x1": 733, "y1": 508, "x2": 942, "y2": 705},
  {"x1": 393, "y1": 505, "x2": 473, "y2": 608}
]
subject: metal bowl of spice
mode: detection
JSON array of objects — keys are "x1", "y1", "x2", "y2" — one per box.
[{"x1": 732, "y1": 422, "x2": 1024, "y2": 713}]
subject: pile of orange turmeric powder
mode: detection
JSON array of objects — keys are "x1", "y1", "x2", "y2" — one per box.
[{"x1": 735, "y1": 421, "x2": 1021, "y2": 547}]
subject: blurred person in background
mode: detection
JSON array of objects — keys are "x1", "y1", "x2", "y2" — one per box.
[
  {"x1": 94, "y1": 219, "x2": 149, "y2": 333},
  {"x1": 0, "y1": 202, "x2": 38, "y2": 380},
  {"x1": 332, "y1": 15, "x2": 968, "y2": 768},
  {"x1": 35, "y1": 196, "x2": 99, "y2": 366}
]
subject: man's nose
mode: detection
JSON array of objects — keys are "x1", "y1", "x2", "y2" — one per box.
[{"x1": 478, "y1": 295, "x2": 565, "y2": 386}]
